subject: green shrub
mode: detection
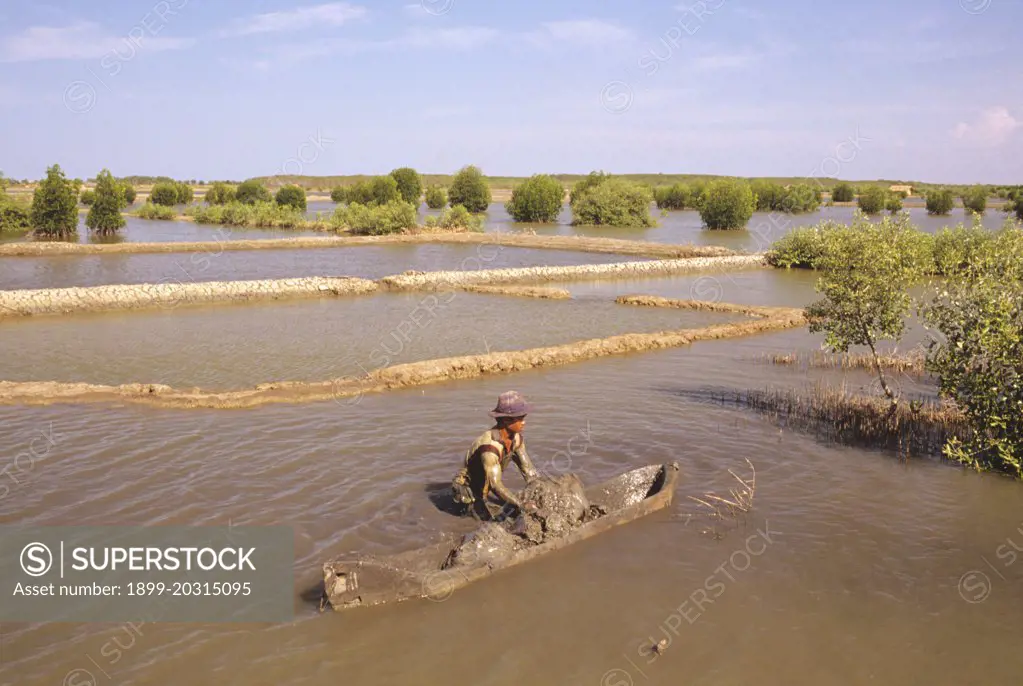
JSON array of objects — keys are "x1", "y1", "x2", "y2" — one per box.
[
  {"x1": 275, "y1": 184, "x2": 307, "y2": 211},
  {"x1": 961, "y1": 186, "x2": 987, "y2": 214},
  {"x1": 856, "y1": 186, "x2": 887, "y2": 215},
  {"x1": 700, "y1": 179, "x2": 755, "y2": 230},
  {"x1": 780, "y1": 184, "x2": 822, "y2": 213},
  {"x1": 448, "y1": 165, "x2": 491, "y2": 213},
  {"x1": 805, "y1": 213, "x2": 929, "y2": 408},
  {"x1": 149, "y1": 182, "x2": 180, "y2": 206},
  {"x1": 134, "y1": 202, "x2": 178, "y2": 220},
  {"x1": 0, "y1": 194, "x2": 32, "y2": 236},
  {"x1": 570, "y1": 178, "x2": 655, "y2": 228},
  {"x1": 336, "y1": 177, "x2": 401, "y2": 206},
  {"x1": 30, "y1": 164, "x2": 79, "y2": 237},
  {"x1": 831, "y1": 183, "x2": 855, "y2": 203},
  {"x1": 886, "y1": 192, "x2": 904, "y2": 213},
  {"x1": 570, "y1": 171, "x2": 612, "y2": 207},
  {"x1": 332, "y1": 200, "x2": 417, "y2": 235},
  {"x1": 423, "y1": 205, "x2": 484, "y2": 232},
  {"x1": 85, "y1": 169, "x2": 127, "y2": 234},
  {"x1": 653, "y1": 184, "x2": 690, "y2": 210},
  {"x1": 1015, "y1": 198, "x2": 1023, "y2": 221},
  {"x1": 174, "y1": 182, "x2": 193, "y2": 204},
  {"x1": 425, "y1": 185, "x2": 447, "y2": 209},
  {"x1": 924, "y1": 225, "x2": 1023, "y2": 476},
  {"x1": 926, "y1": 188, "x2": 955, "y2": 215},
  {"x1": 187, "y1": 201, "x2": 307, "y2": 228},
  {"x1": 205, "y1": 182, "x2": 236, "y2": 205},
  {"x1": 79, "y1": 189, "x2": 96, "y2": 206},
  {"x1": 767, "y1": 224, "x2": 837, "y2": 268},
  {"x1": 330, "y1": 186, "x2": 348, "y2": 203},
  {"x1": 235, "y1": 180, "x2": 272, "y2": 205},
  {"x1": 120, "y1": 183, "x2": 136, "y2": 206},
  {"x1": 505, "y1": 174, "x2": 564, "y2": 222},
  {"x1": 390, "y1": 167, "x2": 423, "y2": 205},
  {"x1": 751, "y1": 181, "x2": 786, "y2": 211},
  {"x1": 932, "y1": 221, "x2": 993, "y2": 276}
]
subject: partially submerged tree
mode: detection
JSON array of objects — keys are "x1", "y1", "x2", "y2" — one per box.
[
  {"x1": 961, "y1": 186, "x2": 987, "y2": 215},
  {"x1": 120, "y1": 182, "x2": 137, "y2": 206},
  {"x1": 924, "y1": 223, "x2": 1023, "y2": 476},
  {"x1": 804, "y1": 214, "x2": 928, "y2": 410},
  {"x1": 569, "y1": 171, "x2": 612, "y2": 207},
  {"x1": 174, "y1": 181, "x2": 194, "y2": 205},
  {"x1": 30, "y1": 164, "x2": 79, "y2": 237},
  {"x1": 275, "y1": 184, "x2": 307, "y2": 211},
  {"x1": 856, "y1": 186, "x2": 887, "y2": 215},
  {"x1": 149, "y1": 182, "x2": 180, "y2": 206},
  {"x1": 653, "y1": 184, "x2": 690, "y2": 210},
  {"x1": 885, "y1": 192, "x2": 903, "y2": 213},
  {"x1": 424, "y1": 185, "x2": 447, "y2": 209},
  {"x1": 925, "y1": 188, "x2": 955, "y2": 216},
  {"x1": 79, "y1": 189, "x2": 96, "y2": 206},
  {"x1": 448, "y1": 165, "x2": 491, "y2": 213},
  {"x1": 831, "y1": 182, "x2": 855, "y2": 203},
  {"x1": 235, "y1": 180, "x2": 272, "y2": 205},
  {"x1": 0, "y1": 194, "x2": 32, "y2": 237},
  {"x1": 700, "y1": 179, "x2": 755, "y2": 230},
  {"x1": 505, "y1": 174, "x2": 564, "y2": 222},
  {"x1": 570, "y1": 178, "x2": 654, "y2": 228},
  {"x1": 85, "y1": 169, "x2": 126, "y2": 235},
  {"x1": 205, "y1": 182, "x2": 236, "y2": 205},
  {"x1": 390, "y1": 167, "x2": 423, "y2": 205}
]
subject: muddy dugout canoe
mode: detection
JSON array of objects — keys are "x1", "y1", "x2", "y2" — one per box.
[{"x1": 321, "y1": 463, "x2": 680, "y2": 612}]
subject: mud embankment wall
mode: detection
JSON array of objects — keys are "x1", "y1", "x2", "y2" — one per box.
[
  {"x1": 0, "y1": 277, "x2": 379, "y2": 318},
  {"x1": 0, "y1": 302, "x2": 805, "y2": 409},
  {"x1": 0, "y1": 233, "x2": 737, "y2": 260},
  {"x1": 0, "y1": 256, "x2": 765, "y2": 319}
]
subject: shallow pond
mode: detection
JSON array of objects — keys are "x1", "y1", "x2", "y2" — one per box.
[
  {"x1": 2, "y1": 318, "x2": 1020, "y2": 685},
  {"x1": 0, "y1": 291, "x2": 740, "y2": 389},
  {"x1": 0, "y1": 244, "x2": 645, "y2": 291},
  {"x1": 0, "y1": 215, "x2": 325, "y2": 245}
]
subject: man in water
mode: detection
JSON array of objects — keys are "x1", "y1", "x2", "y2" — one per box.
[{"x1": 451, "y1": 391, "x2": 538, "y2": 520}]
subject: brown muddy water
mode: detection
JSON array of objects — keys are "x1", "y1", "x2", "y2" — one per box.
[
  {"x1": 0, "y1": 216, "x2": 326, "y2": 245},
  {"x1": 0, "y1": 292, "x2": 740, "y2": 389},
  {"x1": 2, "y1": 325, "x2": 1022, "y2": 685},
  {"x1": 0, "y1": 245, "x2": 643, "y2": 291},
  {"x1": 1, "y1": 267, "x2": 1021, "y2": 685}
]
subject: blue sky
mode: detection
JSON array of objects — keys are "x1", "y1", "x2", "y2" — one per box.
[{"x1": 1, "y1": 0, "x2": 1020, "y2": 183}]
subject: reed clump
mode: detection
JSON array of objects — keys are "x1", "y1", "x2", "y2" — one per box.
[
  {"x1": 724, "y1": 384, "x2": 965, "y2": 457},
  {"x1": 762, "y1": 349, "x2": 926, "y2": 374},
  {"x1": 134, "y1": 203, "x2": 178, "y2": 220}
]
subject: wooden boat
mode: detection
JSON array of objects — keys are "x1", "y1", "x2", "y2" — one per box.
[{"x1": 321, "y1": 462, "x2": 680, "y2": 612}]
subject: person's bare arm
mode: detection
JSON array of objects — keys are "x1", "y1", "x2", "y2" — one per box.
[
  {"x1": 480, "y1": 448, "x2": 522, "y2": 508},
  {"x1": 512, "y1": 439, "x2": 539, "y2": 482}
]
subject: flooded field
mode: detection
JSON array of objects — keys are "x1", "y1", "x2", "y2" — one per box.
[
  {"x1": 2, "y1": 318, "x2": 1021, "y2": 685},
  {"x1": 0, "y1": 244, "x2": 644, "y2": 291},
  {"x1": 0, "y1": 291, "x2": 740, "y2": 389},
  {"x1": 5, "y1": 204, "x2": 1007, "y2": 252},
  {"x1": 0, "y1": 215, "x2": 326, "y2": 245}
]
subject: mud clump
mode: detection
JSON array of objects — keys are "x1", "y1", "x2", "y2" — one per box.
[
  {"x1": 444, "y1": 522, "x2": 520, "y2": 569},
  {"x1": 512, "y1": 474, "x2": 590, "y2": 544}
]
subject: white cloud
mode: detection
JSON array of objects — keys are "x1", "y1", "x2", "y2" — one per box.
[
  {"x1": 951, "y1": 106, "x2": 1020, "y2": 144},
  {"x1": 531, "y1": 19, "x2": 635, "y2": 46},
  {"x1": 400, "y1": 26, "x2": 499, "y2": 49},
  {"x1": 0, "y1": 21, "x2": 192, "y2": 62},
  {"x1": 221, "y1": 3, "x2": 366, "y2": 37}
]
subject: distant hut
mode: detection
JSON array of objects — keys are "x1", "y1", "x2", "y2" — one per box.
[{"x1": 889, "y1": 184, "x2": 913, "y2": 196}]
